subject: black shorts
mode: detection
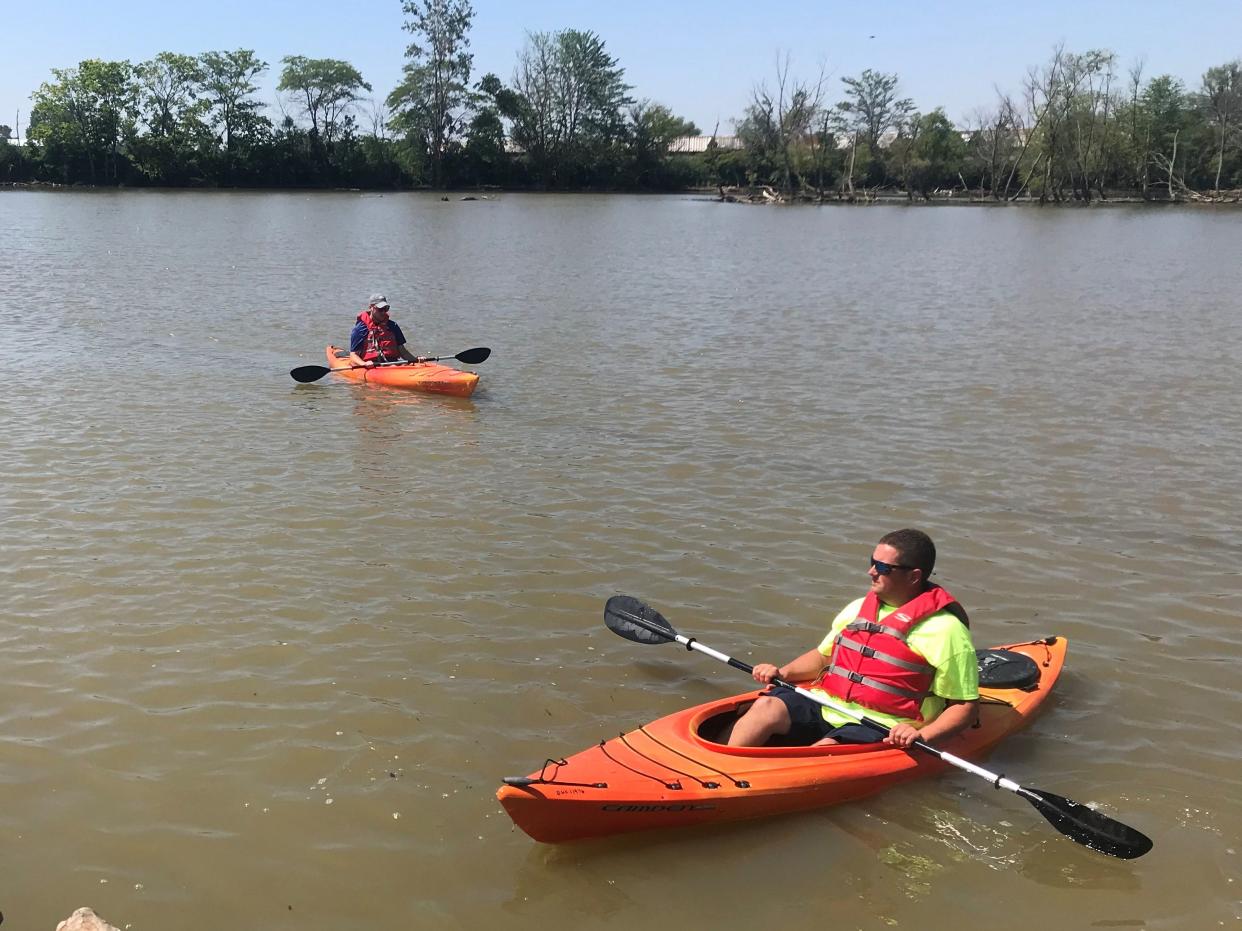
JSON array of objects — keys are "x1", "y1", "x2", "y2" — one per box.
[{"x1": 764, "y1": 685, "x2": 888, "y2": 745}]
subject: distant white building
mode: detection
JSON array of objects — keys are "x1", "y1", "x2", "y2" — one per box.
[
  {"x1": 667, "y1": 130, "x2": 908, "y2": 154},
  {"x1": 503, "y1": 135, "x2": 744, "y2": 156},
  {"x1": 667, "y1": 135, "x2": 744, "y2": 154},
  {"x1": 665, "y1": 125, "x2": 975, "y2": 156}
]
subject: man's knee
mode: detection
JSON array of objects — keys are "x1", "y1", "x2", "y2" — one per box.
[{"x1": 747, "y1": 695, "x2": 790, "y2": 726}]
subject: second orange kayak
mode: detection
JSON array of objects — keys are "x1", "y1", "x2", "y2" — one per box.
[
  {"x1": 497, "y1": 637, "x2": 1066, "y2": 843},
  {"x1": 324, "y1": 345, "x2": 479, "y2": 397}
]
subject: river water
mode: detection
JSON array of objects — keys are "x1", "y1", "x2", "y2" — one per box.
[{"x1": 0, "y1": 190, "x2": 1238, "y2": 930}]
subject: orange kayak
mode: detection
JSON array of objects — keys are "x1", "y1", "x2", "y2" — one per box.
[
  {"x1": 497, "y1": 637, "x2": 1066, "y2": 843},
  {"x1": 324, "y1": 346, "x2": 479, "y2": 397}
]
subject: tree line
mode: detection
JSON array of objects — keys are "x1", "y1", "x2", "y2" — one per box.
[
  {"x1": 737, "y1": 47, "x2": 1242, "y2": 202},
  {"x1": 1, "y1": 2, "x2": 1238, "y2": 202},
  {"x1": 0, "y1": 0, "x2": 698, "y2": 192}
]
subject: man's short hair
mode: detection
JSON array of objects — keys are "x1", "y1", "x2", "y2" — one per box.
[{"x1": 879, "y1": 528, "x2": 936, "y2": 576}]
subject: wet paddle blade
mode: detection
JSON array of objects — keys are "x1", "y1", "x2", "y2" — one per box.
[
  {"x1": 604, "y1": 595, "x2": 677, "y2": 644},
  {"x1": 290, "y1": 365, "x2": 333, "y2": 383},
  {"x1": 1019, "y1": 787, "x2": 1153, "y2": 859},
  {"x1": 454, "y1": 347, "x2": 491, "y2": 364}
]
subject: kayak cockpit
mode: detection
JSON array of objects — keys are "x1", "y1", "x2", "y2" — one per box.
[{"x1": 687, "y1": 696, "x2": 887, "y2": 756}]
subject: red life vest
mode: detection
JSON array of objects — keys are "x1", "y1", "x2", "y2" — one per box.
[
  {"x1": 816, "y1": 585, "x2": 967, "y2": 722},
  {"x1": 357, "y1": 310, "x2": 402, "y2": 362}
]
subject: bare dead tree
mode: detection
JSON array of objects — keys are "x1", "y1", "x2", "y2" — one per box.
[
  {"x1": 966, "y1": 99, "x2": 1021, "y2": 199},
  {"x1": 1150, "y1": 128, "x2": 1184, "y2": 199},
  {"x1": 1126, "y1": 60, "x2": 1150, "y2": 196},
  {"x1": 1022, "y1": 45, "x2": 1073, "y2": 202},
  {"x1": 1199, "y1": 61, "x2": 1242, "y2": 192},
  {"x1": 743, "y1": 53, "x2": 829, "y2": 196},
  {"x1": 1061, "y1": 50, "x2": 1117, "y2": 200},
  {"x1": 364, "y1": 96, "x2": 390, "y2": 139}
]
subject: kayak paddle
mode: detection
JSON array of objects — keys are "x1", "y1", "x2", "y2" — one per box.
[
  {"x1": 603, "y1": 594, "x2": 1153, "y2": 860},
  {"x1": 289, "y1": 347, "x2": 491, "y2": 383}
]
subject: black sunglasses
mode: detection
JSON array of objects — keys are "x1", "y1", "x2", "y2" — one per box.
[{"x1": 869, "y1": 557, "x2": 915, "y2": 575}]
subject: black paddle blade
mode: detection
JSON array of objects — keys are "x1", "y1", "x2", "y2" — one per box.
[
  {"x1": 604, "y1": 595, "x2": 677, "y2": 645},
  {"x1": 1019, "y1": 787, "x2": 1153, "y2": 859},
  {"x1": 290, "y1": 365, "x2": 333, "y2": 383},
  {"x1": 454, "y1": 347, "x2": 491, "y2": 364}
]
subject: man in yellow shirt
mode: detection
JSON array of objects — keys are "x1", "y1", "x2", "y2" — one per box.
[{"x1": 728, "y1": 529, "x2": 978, "y2": 748}]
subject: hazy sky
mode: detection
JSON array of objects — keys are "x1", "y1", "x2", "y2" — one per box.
[{"x1": 3, "y1": 0, "x2": 1240, "y2": 138}]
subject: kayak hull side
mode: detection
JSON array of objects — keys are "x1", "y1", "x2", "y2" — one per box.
[
  {"x1": 497, "y1": 637, "x2": 1066, "y2": 843},
  {"x1": 324, "y1": 346, "x2": 479, "y2": 397}
]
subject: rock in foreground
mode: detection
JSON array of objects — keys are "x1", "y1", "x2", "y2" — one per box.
[{"x1": 56, "y1": 907, "x2": 120, "y2": 931}]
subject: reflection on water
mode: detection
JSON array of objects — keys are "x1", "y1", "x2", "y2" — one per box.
[{"x1": 1, "y1": 191, "x2": 1239, "y2": 930}]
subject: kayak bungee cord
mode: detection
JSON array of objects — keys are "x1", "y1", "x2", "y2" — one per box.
[
  {"x1": 501, "y1": 758, "x2": 606, "y2": 790},
  {"x1": 620, "y1": 732, "x2": 722, "y2": 790},
  {"x1": 978, "y1": 694, "x2": 1017, "y2": 707},
  {"x1": 600, "y1": 738, "x2": 681, "y2": 790},
  {"x1": 637, "y1": 726, "x2": 750, "y2": 789},
  {"x1": 1010, "y1": 637, "x2": 1058, "y2": 668}
]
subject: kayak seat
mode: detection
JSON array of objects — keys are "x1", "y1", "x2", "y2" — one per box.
[{"x1": 976, "y1": 648, "x2": 1040, "y2": 690}]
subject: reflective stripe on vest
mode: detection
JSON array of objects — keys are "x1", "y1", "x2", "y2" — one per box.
[
  {"x1": 831, "y1": 634, "x2": 935, "y2": 674},
  {"x1": 816, "y1": 585, "x2": 961, "y2": 722}
]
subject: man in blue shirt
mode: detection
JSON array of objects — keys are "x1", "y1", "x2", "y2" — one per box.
[{"x1": 348, "y1": 293, "x2": 425, "y2": 368}]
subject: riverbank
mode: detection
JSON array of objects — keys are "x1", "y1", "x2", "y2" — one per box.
[
  {"x1": 6, "y1": 177, "x2": 1242, "y2": 205},
  {"x1": 713, "y1": 183, "x2": 1242, "y2": 206}
]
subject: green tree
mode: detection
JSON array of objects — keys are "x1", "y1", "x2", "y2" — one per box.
[
  {"x1": 28, "y1": 59, "x2": 136, "y2": 183},
  {"x1": 476, "y1": 71, "x2": 523, "y2": 122},
  {"x1": 510, "y1": 29, "x2": 632, "y2": 187},
  {"x1": 387, "y1": 0, "x2": 475, "y2": 187},
  {"x1": 555, "y1": 30, "x2": 631, "y2": 149},
  {"x1": 904, "y1": 108, "x2": 967, "y2": 196},
  {"x1": 837, "y1": 69, "x2": 914, "y2": 155},
  {"x1": 623, "y1": 100, "x2": 698, "y2": 188},
  {"x1": 278, "y1": 56, "x2": 371, "y2": 145},
  {"x1": 461, "y1": 73, "x2": 518, "y2": 186},
  {"x1": 137, "y1": 52, "x2": 204, "y2": 138},
  {"x1": 199, "y1": 49, "x2": 269, "y2": 183},
  {"x1": 132, "y1": 52, "x2": 209, "y2": 184}
]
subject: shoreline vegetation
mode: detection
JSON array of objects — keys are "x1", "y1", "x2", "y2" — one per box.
[
  {"x1": 1, "y1": 2, "x2": 1238, "y2": 207},
  {"x1": 713, "y1": 183, "x2": 1242, "y2": 206},
  {"x1": 5, "y1": 178, "x2": 1241, "y2": 207}
]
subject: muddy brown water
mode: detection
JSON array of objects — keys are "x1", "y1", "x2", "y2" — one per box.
[{"x1": 1, "y1": 190, "x2": 1238, "y2": 929}]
